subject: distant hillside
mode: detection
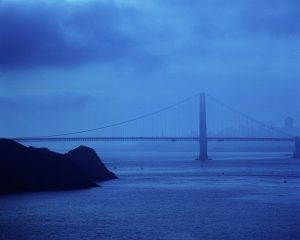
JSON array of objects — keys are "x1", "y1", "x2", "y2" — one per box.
[{"x1": 0, "y1": 138, "x2": 117, "y2": 194}]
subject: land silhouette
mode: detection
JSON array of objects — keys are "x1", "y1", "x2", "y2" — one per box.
[{"x1": 0, "y1": 138, "x2": 117, "y2": 194}]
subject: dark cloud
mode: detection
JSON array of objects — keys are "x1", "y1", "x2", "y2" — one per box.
[
  {"x1": 0, "y1": 1, "x2": 147, "y2": 71},
  {"x1": 0, "y1": 93, "x2": 94, "y2": 111},
  {"x1": 1, "y1": 0, "x2": 298, "y2": 73},
  {"x1": 239, "y1": 0, "x2": 300, "y2": 37},
  {"x1": 161, "y1": 0, "x2": 300, "y2": 39}
]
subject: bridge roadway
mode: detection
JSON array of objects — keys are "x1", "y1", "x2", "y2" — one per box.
[{"x1": 11, "y1": 137, "x2": 295, "y2": 143}]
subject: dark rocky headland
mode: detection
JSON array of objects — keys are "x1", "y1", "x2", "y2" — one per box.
[{"x1": 0, "y1": 138, "x2": 117, "y2": 194}]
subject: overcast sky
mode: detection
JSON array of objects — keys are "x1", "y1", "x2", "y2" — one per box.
[{"x1": 0, "y1": 0, "x2": 299, "y2": 137}]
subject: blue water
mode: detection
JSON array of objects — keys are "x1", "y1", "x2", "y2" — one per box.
[{"x1": 0, "y1": 152, "x2": 299, "y2": 240}]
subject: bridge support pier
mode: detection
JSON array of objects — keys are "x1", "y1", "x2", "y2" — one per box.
[
  {"x1": 294, "y1": 136, "x2": 300, "y2": 159},
  {"x1": 198, "y1": 92, "x2": 209, "y2": 161}
]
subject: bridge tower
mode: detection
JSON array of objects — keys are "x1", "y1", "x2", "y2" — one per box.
[
  {"x1": 198, "y1": 92, "x2": 209, "y2": 160},
  {"x1": 294, "y1": 136, "x2": 300, "y2": 159}
]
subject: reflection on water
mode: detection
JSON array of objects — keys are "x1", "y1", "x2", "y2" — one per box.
[{"x1": 0, "y1": 152, "x2": 299, "y2": 240}]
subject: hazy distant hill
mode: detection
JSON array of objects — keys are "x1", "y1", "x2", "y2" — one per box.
[{"x1": 0, "y1": 138, "x2": 117, "y2": 194}]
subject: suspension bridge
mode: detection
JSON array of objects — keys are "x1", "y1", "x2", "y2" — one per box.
[{"x1": 10, "y1": 93, "x2": 300, "y2": 160}]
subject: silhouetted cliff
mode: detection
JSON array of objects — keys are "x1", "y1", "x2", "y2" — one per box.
[
  {"x1": 66, "y1": 146, "x2": 117, "y2": 181},
  {"x1": 0, "y1": 138, "x2": 117, "y2": 194}
]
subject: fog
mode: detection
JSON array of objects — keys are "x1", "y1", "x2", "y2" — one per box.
[{"x1": 0, "y1": 0, "x2": 299, "y2": 138}]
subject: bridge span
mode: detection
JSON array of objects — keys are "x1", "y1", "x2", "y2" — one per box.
[{"x1": 9, "y1": 93, "x2": 300, "y2": 160}]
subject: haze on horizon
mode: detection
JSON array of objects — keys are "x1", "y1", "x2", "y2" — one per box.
[{"x1": 0, "y1": 0, "x2": 299, "y2": 138}]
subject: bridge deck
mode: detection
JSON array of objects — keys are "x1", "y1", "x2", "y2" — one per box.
[{"x1": 11, "y1": 137, "x2": 295, "y2": 142}]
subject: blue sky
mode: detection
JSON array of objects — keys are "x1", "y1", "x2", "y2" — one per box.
[{"x1": 0, "y1": 0, "x2": 299, "y2": 137}]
